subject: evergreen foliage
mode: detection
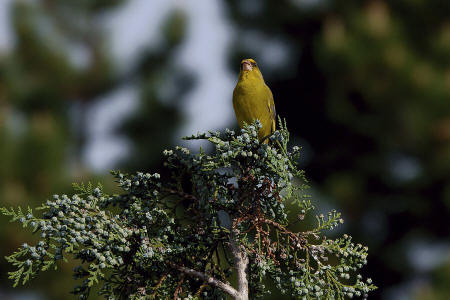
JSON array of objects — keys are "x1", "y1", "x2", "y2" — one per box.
[{"x1": 2, "y1": 122, "x2": 376, "y2": 299}]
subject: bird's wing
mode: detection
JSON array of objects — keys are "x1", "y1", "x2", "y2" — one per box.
[{"x1": 266, "y1": 86, "x2": 276, "y2": 134}]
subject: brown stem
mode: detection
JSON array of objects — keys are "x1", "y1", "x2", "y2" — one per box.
[
  {"x1": 150, "y1": 273, "x2": 168, "y2": 297},
  {"x1": 173, "y1": 274, "x2": 185, "y2": 300}
]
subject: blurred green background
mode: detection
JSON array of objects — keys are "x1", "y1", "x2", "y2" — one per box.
[{"x1": 1, "y1": 0, "x2": 449, "y2": 299}]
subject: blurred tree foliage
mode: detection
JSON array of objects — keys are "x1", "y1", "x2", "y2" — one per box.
[
  {"x1": 119, "y1": 9, "x2": 195, "y2": 171},
  {"x1": 225, "y1": 0, "x2": 450, "y2": 298},
  {"x1": 0, "y1": 1, "x2": 192, "y2": 299}
]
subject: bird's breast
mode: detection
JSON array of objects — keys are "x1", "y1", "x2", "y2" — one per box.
[{"x1": 233, "y1": 82, "x2": 267, "y2": 125}]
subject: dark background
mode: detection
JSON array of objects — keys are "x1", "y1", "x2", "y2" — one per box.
[{"x1": 0, "y1": 0, "x2": 449, "y2": 299}]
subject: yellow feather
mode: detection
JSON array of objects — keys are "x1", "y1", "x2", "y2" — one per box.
[{"x1": 233, "y1": 59, "x2": 276, "y2": 143}]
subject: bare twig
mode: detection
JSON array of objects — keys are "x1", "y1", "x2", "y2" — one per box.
[
  {"x1": 168, "y1": 262, "x2": 240, "y2": 298},
  {"x1": 162, "y1": 188, "x2": 197, "y2": 202},
  {"x1": 173, "y1": 274, "x2": 185, "y2": 300},
  {"x1": 150, "y1": 273, "x2": 168, "y2": 298}
]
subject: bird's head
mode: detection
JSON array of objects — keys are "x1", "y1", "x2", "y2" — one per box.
[{"x1": 239, "y1": 58, "x2": 263, "y2": 81}]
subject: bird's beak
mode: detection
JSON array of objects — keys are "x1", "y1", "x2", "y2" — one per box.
[{"x1": 241, "y1": 61, "x2": 253, "y2": 71}]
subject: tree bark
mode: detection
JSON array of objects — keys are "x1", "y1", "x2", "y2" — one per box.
[
  {"x1": 169, "y1": 262, "x2": 240, "y2": 298},
  {"x1": 169, "y1": 226, "x2": 249, "y2": 299},
  {"x1": 229, "y1": 227, "x2": 249, "y2": 300}
]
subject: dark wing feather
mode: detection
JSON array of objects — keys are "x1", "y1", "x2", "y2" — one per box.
[{"x1": 267, "y1": 87, "x2": 276, "y2": 134}]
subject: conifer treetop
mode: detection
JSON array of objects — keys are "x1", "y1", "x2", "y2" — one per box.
[{"x1": 2, "y1": 120, "x2": 376, "y2": 299}]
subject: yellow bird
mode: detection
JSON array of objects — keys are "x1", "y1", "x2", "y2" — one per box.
[{"x1": 233, "y1": 58, "x2": 276, "y2": 143}]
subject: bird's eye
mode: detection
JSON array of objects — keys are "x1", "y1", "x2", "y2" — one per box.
[{"x1": 251, "y1": 62, "x2": 257, "y2": 67}]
